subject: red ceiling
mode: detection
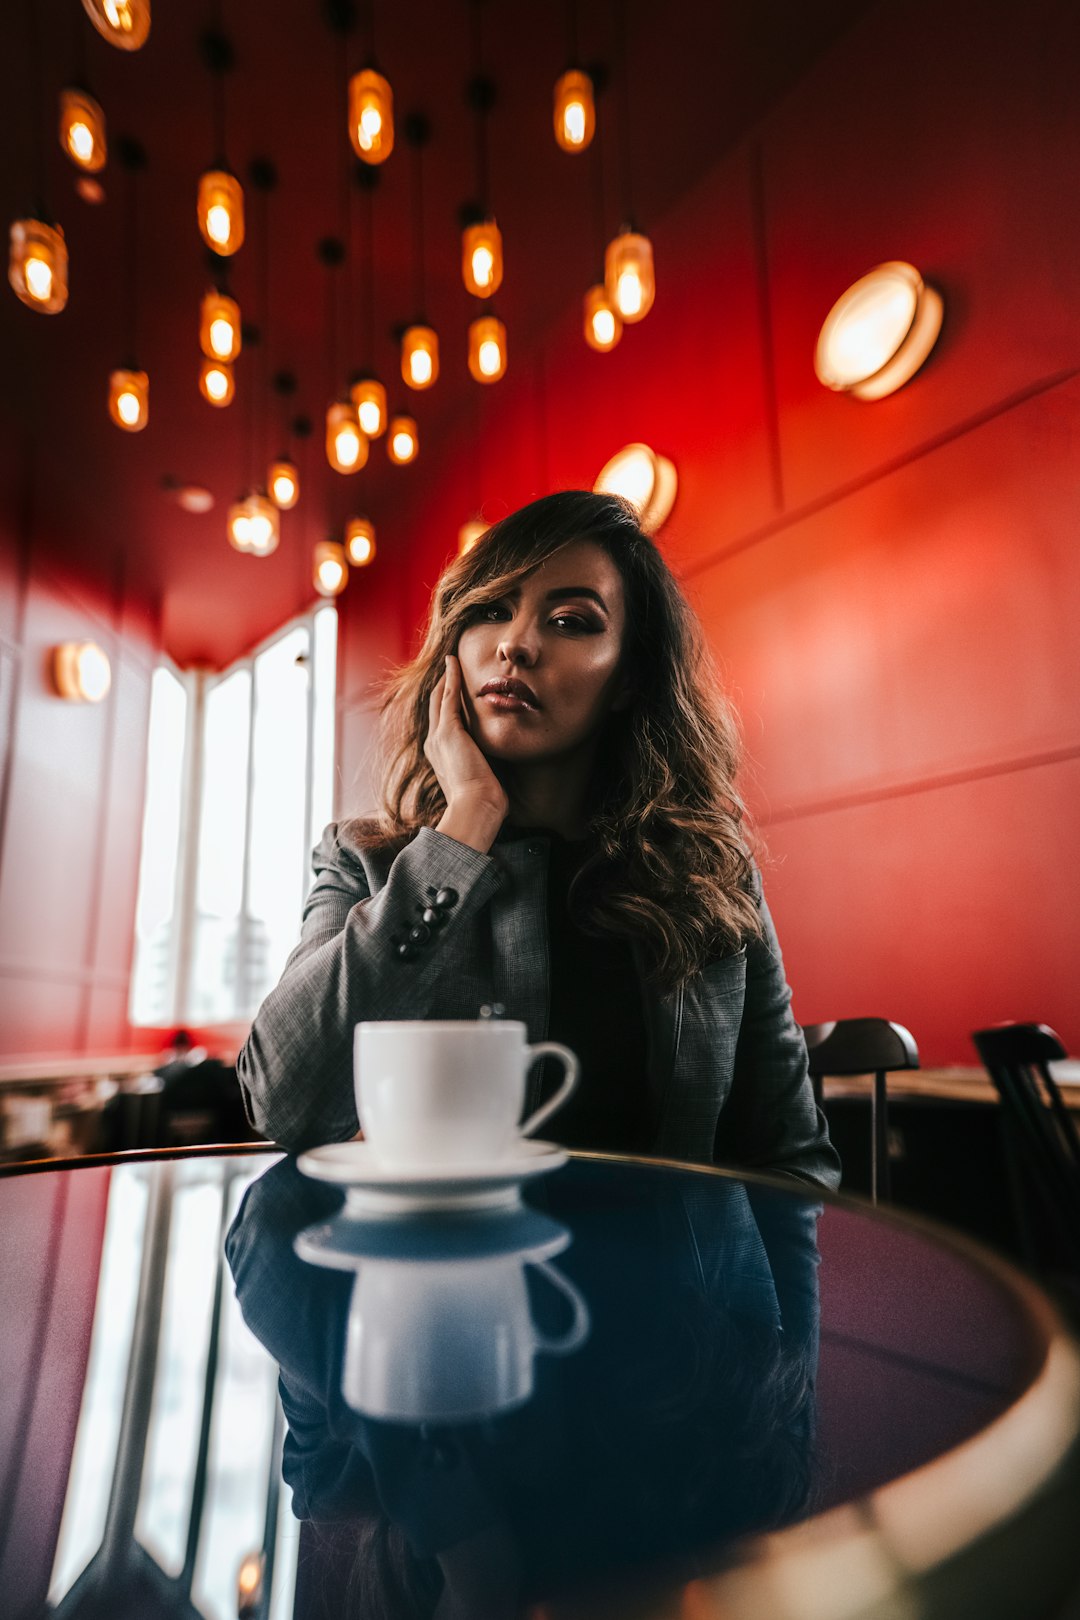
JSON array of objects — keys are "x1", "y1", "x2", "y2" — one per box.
[{"x1": 2, "y1": 0, "x2": 871, "y2": 669}]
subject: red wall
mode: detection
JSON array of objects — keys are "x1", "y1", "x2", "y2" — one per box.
[
  {"x1": 337, "y1": 0, "x2": 1080, "y2": 1063},
  {"x1": 0, "y1": 447, "x2": 161, "y2": 1058}
]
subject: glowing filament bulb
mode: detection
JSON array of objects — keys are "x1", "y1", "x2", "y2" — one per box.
[
  {"x1": 117, "y1": 390, "x2": 139, "y2": 425},
  {"x1": 358, "y1": 105, "x2": 382, "y2": 149},
  {"x1": 319, "y1": 557, "x2": 344, "y2": 591},
  {"x1": 25, "y1": 257, "x2": 53, "y2": 301},
  {"x1": 563, "y1": 101, "x2": 586, "y2": 145},
  {"x1": 479, "y1": 340, "x2": 500, "y2": 375},
  {"x1": 336, "y1": 426, "x2": 361, "y2": 466},
  {"x1": 358, "y1": 398, "x2": 380, "y2": 434},
  {"x1": 69, "y1": 122, "x2": 94, "y2": 162},
  {"x1": 594, "y1": 308, "x2": 614, "y2": 344},
  {"x1": 209, "y1": 317, "x2": 234, "y2": 357},
  {"x1": 410, "y1": 348, "x2": 432, "y2": 386},
  {"x1": 617, "y1": 270, "x2": 642, "y2": 317},
  {"x1": 206, "y1": 205, "x2": 230, "y2": 246},
  {"x1": 393, "y1": 429, "x2": 413, "y2": 457},
  {"x1": 104, "y1": 0, "x2": 132, "y2": 29},
  {"x1": 471, "y1": 245, "x2": 494, "y2": 289}
]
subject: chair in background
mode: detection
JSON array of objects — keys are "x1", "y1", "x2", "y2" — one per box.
[
  {"x1": 802, "y1": 1018, "x2": 920, "y2": 1205},
  {"x1": 971, "y1": 1022, "x2": 1080, "y2": 1278}
]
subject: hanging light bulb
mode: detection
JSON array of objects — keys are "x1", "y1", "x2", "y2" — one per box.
[
  {"x1": 268, "y1": 457, "x2": 299, "y2": 509},
  {"x1": 108, "y1": 367, "x2": 148, "y2": 431},
  {"x1": 199, "y1": 288, "x2": 241, "y2": 362},
  {"x1": 198, "y1": 169, "x2": 244, "y2": 256},
  {"x1": 326, "y1": 401, "x2": 367, "y2": 474},
  {"x1": 200, "y1": 356, "x2": 234, "y2": 405},
  {"x1": 59, "y1": 88, "x2": 107, "y2": 173},
  {"x1": 228, "y1": 491, "x2": 278, "y2": 556},
  {"x1": 313, "y1": 540, "x2": 349, "y2": 597},
  {"x1": 605, "y1": 230, "x2": 655, "y2": 324},
  {"x1": 583, "y1": 284, "x2": 622, "y2": 353},
  {"x1": 345, "y1": 517, "x2": 376, "y2": 566},
  {"x1": 8, "y1": 219, "x2": 68, "y2": 314},
  {"x1": 468, "y1": 315, "x2": 507, "y2": 384},
  {"x1": 81, "y1": 0, "x2": 150, "y2": 51},
  {"x1": 52, "y1": 641, "x2": 112, "y2": 701},
  {"x1": 387, "y1": 414, "x2": 418, "y2": 464},
  {"x1": 461, "y1": 219, "x2": 503, "y2": 298},
  {"x1": 458, "y1": 519, "x2": 487, "y2": 555},
  {"x1": 553, "y1": 69, "x2": 595, "y2": 152},
  {"x1": 401, "y1": 324, "x2": 439, "y2": 390},
  {"x1": 348, "y1": 69, "x2": 394, "y2": 164},
  {"x1": 350, "y1": 376, "x2": 387, "y2": 438}
]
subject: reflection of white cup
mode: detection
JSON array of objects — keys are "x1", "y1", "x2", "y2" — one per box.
[
  {"x1": 343, "y1": 1252, "x2": 590, "y2": 1422},
  {"x1": 354, "y1": 1020, "x2": 579, "y2": 1169}
]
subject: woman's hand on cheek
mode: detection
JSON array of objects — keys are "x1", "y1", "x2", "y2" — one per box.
[{"x1": 425, "y1": 656, "x2": 509, "y2": 844}]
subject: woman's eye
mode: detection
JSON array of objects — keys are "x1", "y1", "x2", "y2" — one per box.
[
  {"x1": 475, "y1": 602, "x2": 511, "y2": 622},
  {"x1": 551, "y1": 612, "x2": 598, "y2": 633}
]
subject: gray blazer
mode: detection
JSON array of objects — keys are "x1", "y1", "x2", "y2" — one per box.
[{"x1": 237, "y1": 823, "x2": 841, "y2": 1191}]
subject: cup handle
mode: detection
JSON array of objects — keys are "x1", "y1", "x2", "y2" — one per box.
[
  {"x1": 528, "y1": 1260, "x2": 591, "y2": 1355},
  {"x1": 519, "y1": 1041, "x2": 580, "y2": 1138}
]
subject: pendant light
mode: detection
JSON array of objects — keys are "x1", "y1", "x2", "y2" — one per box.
[
  {"x1": 227, "y1": 161, "x2": 280, "y2": 557},
  {"x1": 401, "y1": 113, "x2": 438, "y2": 390},
  {"x1": 345, "y1": 516, "x2": 376, "y2": 566},
  {"x1": 269, "y1": 373, "x2": 300, "y2": 508},
  {"x1": 581, "y1": 66, "x2": 621, "y2": 352},
  {"x1": 197, "y1": 31, "x2": 244, "y2": 256},
  {"x1": 59, "y1": 88, "x2": 107, "y2": 174},
  {"x1": 81, "y1": 0, "x2": 150, "y2": 51},
  {"x1": 9, "y1": 3, "x2": 68, "y2": 314},
  {"x1": 320, "y1": 237, "x2": 367, "y2": 473},
  {"x1": 349, "y1": 166, "x2": 387, "y2": 437},
  {"x1": 314, "y1": 540, "x2": 349, "y2": 596},
  {"x1": 604, "y1": 2, "x2": 655, "y2": 325},
  {"x1": 467, "y1": 315, "x2": 507, "y2": 383},
  {"x1": 200, "y1": 357, "x2": 234, "y2": 406},
  {"x1": 348, "y1": 0, "x2": 393, "y2": 163},
  {"x1": 108, "y1": 136, "x2": 149, "y2": 431},
  {"x1": 387, "y1": 414, "x2": 418, "y2": 464},
  {"x1": 461, "y1": 6, "x2": 503, "y2": 299},
  {"x1": 200, "y1": 286, "x2": 241, "y2": 363},
  {"x1": 553, "y1": 4, "x2": 595, "y2": 152}
]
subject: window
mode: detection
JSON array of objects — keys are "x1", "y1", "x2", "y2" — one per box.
[{"x1": 130, "y1": 605, "x2": 337, "y2": 1027}]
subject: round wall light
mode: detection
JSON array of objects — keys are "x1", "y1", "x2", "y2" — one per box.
[
  {"x1": 593, "y1": 443, "x2": 677, "y2": 533},
  {"x1": 52, "y1": 641, "x2": 112, "y2": 702},
  {"x1": 815, "y1": 261, "x2": 943, "y2": 401}
]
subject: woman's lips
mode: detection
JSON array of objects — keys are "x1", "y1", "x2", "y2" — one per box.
[{"x1": 480, "y1": 692, "x2": 538, "y2": 713}]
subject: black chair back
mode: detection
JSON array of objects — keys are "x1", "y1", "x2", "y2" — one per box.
[
  {"x1": 971, "y1": 1022, "x2": 1080, "y2": 1275},
  {"x1": 803, "y1": 1018, "x2": 919, "y2": 1205}
]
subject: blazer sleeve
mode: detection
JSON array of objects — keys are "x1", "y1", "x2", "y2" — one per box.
[
  {"x1": 712, "y1": 875, "x2": 841, "y2": 1192},
  {"x1": 236, "y1": 822, "x2": 503, "y2": 1151}
]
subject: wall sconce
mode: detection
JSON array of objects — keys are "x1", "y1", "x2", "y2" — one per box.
[
  {"x1": 345, "y1": 518, "x2": 376, "y2": 566},
  {"x1": 594, "y1": 443, "x2": 677, "y2": 533},
  {"x1": 52, "y1": 642, "x2": 112, "y2": 702},
  {"x1": 815, "y1": 261, "x2": 943, "y2": 400},
  {"x1": 458, "y1": 519, "x2": 487, "y2": 555},
  {"x1": 81, "y1": 0, "x2": 151, "y2": 51},
  {"x1": 313, "y1": 540, "x2": 349, "y2": 596}
]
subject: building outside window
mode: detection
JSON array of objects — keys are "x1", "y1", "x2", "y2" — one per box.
[{"x1": 129, "y1": 605, "x2": 337, "y2": 1028}]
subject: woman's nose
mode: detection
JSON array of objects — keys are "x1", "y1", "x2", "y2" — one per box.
[{"x1": 496, "y1": 627, "x2": 539, "y2": 666}]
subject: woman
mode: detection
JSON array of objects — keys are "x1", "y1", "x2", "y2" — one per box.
[{"x1": 237, "y1": 490, "x2": 839, "y2": 1189}]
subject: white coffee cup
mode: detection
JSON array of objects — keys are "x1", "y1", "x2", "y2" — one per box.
[
  {"x1": 354, "y1": 1019, "x2": 579, "y2": 1168},
  {"x1": 343, "y1": 1251, "x2": 590, "y2": 1422}
]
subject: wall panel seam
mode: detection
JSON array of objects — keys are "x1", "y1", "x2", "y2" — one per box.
[{"x1": 681, "y1": 364, "x2": 1080, "y2": 582}]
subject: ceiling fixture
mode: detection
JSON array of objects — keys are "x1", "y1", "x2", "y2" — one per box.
[
  {"x1": 200, "y1": 356, "x2": 234, "y2": 406},
  {"x1": 461, "y1": 64, "x2": 502, "y2": 298},
  {"x1": 59, "y1": 88, "x2": 107, "y2": 174},
  {"x1": 387, "y1": 414, "x2": 418, "y2": 465},
  {"x1": 814, "y1": 261, "x2": 944, "y2": 400},
  {"x1": 468, "y1": 314, "x2": 507, "y2": 384},
  {"x1": 581, "y1": 66, "x2": 620, "y2": 353},
  {"x1": 345, "y1": 516, "x2": 376, "y2": 566},
  {"x1": 269, "y1": 373, "x2": 300, "y2": 509},
  {"x1": 401, "y1": 113, "x2": 438, "y2": 390},
  {"x1": 81, "y1": 0, "x2": 150, "y2": 51},
  {"x1": 319, "y1": 236, "x2": 367, "y2": 473},
  {"x1": 197, "y1": 31, "x2": 244, "y2": 257},
  {"x1": 348, "y1": 0, "x2": 393, "y2": 164},
  {"x1": 594, "y1": 443, "x2": 677, "y2": 533},
  {"x1": 349, "y1": 166, "x2": 387, "y2": 438},
  {"x1": 9, "y1": 4, "x2": 68, "y2": 314},
  {"x1": 605, "y1": 3, "x2": 655, "y2": 324},
  {"x1": 314, "y1": 540, "x2": 349, "y2": 597},
  {"x1": 553, "y1": 5, "x2": 594, "y2": 152},
  {"x1": 52, "y1": 641, "x2": 112, "y2": 702},
  {"x1": 108, "y1": 136, "x2": 148, "y2": 432},
  {"x1": 226, "y1": 162, "x2": 280, "y2": 558}
]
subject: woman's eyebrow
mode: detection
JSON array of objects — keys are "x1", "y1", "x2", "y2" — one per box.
[{"x1": 542, "y1": 585, "x2": 609, "y2": 612}]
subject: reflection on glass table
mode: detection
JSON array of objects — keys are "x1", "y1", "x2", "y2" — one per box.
[{"x1": 1, "y1": 1149, "x2": 1078, "y2": 1620}]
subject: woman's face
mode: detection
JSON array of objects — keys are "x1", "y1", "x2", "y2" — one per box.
[{"x1": 455, "y1": 538, "x2": 631, "y2": 765}]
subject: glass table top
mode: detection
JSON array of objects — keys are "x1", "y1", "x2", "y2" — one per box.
[{"x1": 2, "y1": 1149, "x2": 1078, "y2": 1620}]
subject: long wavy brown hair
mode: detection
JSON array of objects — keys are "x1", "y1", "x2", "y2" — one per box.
[{"x1": 352, "y1": 490, "x2": 762, "y2": 990}]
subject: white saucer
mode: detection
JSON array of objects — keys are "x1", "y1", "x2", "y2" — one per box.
[
  {"x1": 294, "y1": 1204, "x2": 571, "y2": 1270},
  {"x1": 296, "y1": 1138, "x2": 568, "y2": 1213}
]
